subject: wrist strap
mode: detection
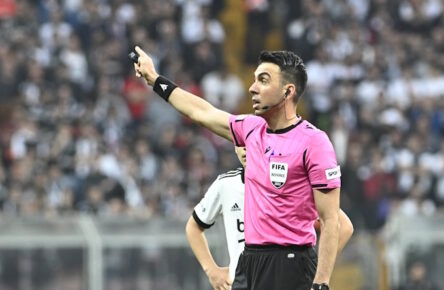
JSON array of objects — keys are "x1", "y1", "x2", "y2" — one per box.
[
  {"x1": 312, "y1": 283, "x2": 329, "y2": 290},
  {"x1": 153, "y1": 76, "x2": 178, "y2": 102}
]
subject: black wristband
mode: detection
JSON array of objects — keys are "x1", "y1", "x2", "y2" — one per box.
[
  {"x1": 153, "y1": 76, "x2": 178, "y2": 102},
  {"x1": 312, "y1": 283, "x2": 329, "y2": 290}
]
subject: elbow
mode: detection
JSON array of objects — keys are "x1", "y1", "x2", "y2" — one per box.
[
  {"x1": 344, "y1": 218, "x2": 354, "y2": 240},
  {"x1": 189, "y1": 110, "x2": 201, "y2": 124},
  {"x1": 339, "y1": 214, "x2": 354, "y2": 242},
  {"x1": 189, "y1": 111, "x2": 207, "y2": 128}
]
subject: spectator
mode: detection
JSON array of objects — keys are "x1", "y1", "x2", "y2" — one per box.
[
  {"x1": 200, "y1": 64, "x2": 244, "y2": 112},
  {"x1": 398, "y1": 260, "x2": 438, "y2": 290}
]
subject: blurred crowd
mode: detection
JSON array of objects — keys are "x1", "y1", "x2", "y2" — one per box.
[
  {"x1": 0, "y1": 0, "x2": 443, "y2": 231},
  {"x1": 0, "y1": 0, "x2": 241, "y2": 222}
]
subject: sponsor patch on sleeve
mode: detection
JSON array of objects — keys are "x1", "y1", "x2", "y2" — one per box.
[{"x1": 325, "y1": 166, "x2": 341, "y2": 180}]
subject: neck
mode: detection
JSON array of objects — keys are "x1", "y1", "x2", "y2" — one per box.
[{"x1": 263, "y1": 103, "x2": 298, "y2": 131}]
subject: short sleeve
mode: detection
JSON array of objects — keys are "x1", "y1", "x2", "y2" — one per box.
[
  {"x1": 228, "y1": 115, "x2": 264, "y2": 147},
  {"x1": 193, "y1": 178, "x2": 223, "y2": 228},
  {"x1": 305, "y1": 132, "x2": 341, "y2": 190}
]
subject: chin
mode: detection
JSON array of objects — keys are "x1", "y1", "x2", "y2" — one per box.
[
  {"x1": 254, "y1": 108, "x2": 271, "y2": 118},
  {"x1": 253, "y1": 109, "x2": 264, "y2": 116}
]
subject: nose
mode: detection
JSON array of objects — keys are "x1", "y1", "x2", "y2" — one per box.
[{"x1": 249, "y1": 82, "x2": 258, "y2": 95}]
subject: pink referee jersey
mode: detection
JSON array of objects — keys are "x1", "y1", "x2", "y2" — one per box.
[{"x1": 229, "y1": 115, "x2": 341, "y2": 246}]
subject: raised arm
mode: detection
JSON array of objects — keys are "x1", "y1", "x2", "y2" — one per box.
[
  {"x1": 185, "y1": 217, "x2": 232, "y2": 290},
  {"x1": 312, "y1": 187, "x2": 340, "y2": 288},
  {"x1": 133, "y1": 46, "x2": 232, "y2": 141}
]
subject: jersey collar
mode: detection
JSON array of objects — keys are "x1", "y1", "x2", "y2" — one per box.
[{"x1": 266, "y1": 118, "x2": 303, "y2": 134}]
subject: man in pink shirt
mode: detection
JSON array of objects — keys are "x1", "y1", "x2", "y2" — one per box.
[{"x1": 133, "y1": 47, "x2": 343, "y2": 290}]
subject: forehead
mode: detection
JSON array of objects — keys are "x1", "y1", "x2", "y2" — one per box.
[{"x1": 254, "y1": 62, "x2": 281, "y2": 79}]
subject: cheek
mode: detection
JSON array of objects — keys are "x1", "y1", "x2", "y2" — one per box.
[
  {"x1": 262, "y1": 88, "x2": 278, "y2": 101},
  {"x1": 260, "y1": 87, "x2": 271, "y2": 97}
]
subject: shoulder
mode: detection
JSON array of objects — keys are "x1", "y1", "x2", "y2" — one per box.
[
  {"x1": 231, "y1": 114, "x2": 265, "y2": 125},
  {"x1": 211, "y1": 169, "x2": 244, "y2": 205},
  {"x1": 298, "y1": 121, "x2": 335, "y2": 154},
  {"x1": 216, "y1": 168, "x2": 244, "y2": 191},
  {"x1": 217, "y1": 168, "x2": 244, "y2": 181},
  {"x1": 299, "y1": 120, "x2": 330, "y2": 140}
]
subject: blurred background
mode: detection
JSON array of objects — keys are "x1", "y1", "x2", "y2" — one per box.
[{"x1": 0, "y1": 0, "x2": 443, "y2": 289}]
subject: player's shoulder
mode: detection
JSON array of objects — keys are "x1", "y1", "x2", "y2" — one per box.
[{"x1": 217, "y1": 168, "x2": 244, "y2": 182}]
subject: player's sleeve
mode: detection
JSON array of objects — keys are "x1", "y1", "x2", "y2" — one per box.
[
  {"x1": 304, "y1": 132, "x2": 341, "y2": 190},
  {"x1": 228, "y1": 114, "x2": 263, "y2": 146},
  {"x1": 192, "y1": 177, "x2": 223, "y2": 229}
]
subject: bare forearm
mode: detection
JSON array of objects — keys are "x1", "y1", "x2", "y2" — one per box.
[
  {"x1": 186, "y1": 218, "x2": 232, "y2": 289},
  {"x1": 314, "y1": 218, "x2": 339, "y2": 284},
  {"x1": 168, "y1": 88, "x2": 231, "y2": 140},
  {"x1": 132, "y1": 46, "x2": 231, "y2": 140},
  {"x1": 186, "y1": 221, "x2": 218, "y2": 273},
  {"x1": 169, "y1": 89, "x2": 215, "y2": 125}
]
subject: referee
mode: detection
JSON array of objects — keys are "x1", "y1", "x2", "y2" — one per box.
[
  {"x1": 186, "y1": 147, "x2": 353, "y2": 290},
  {"x1": 134, "y1": 47, "x2": 342, "y2": 290}
]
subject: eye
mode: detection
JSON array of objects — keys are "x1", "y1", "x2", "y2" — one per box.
[{"x1": 259, "y1": 78, "x2": 269, "y2": 84}]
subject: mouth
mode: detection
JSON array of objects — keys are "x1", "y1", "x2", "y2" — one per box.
[{"x1": 252, "y1": 99, "x2": 260, "y2": 110}]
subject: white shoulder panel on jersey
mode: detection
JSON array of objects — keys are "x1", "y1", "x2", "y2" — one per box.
[{"x1": 193, "y1": 168, "x2": 244, "y2": 228}]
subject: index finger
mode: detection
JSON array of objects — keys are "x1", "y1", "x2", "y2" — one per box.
[{"x1": 135, "y1": 46, "x2": 148, "y2": 57}]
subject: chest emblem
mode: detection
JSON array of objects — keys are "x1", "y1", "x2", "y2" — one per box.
[
  {"x1": 231, "y1": 203, "x2": 242, "y2": 212},
  {"x1": 270, "y1": 162, "x2": 288, "y2": 189}
]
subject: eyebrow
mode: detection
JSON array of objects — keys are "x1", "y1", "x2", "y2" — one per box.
[{"x1": 255, "y1": 72, "x2": 271, "y2": 79}]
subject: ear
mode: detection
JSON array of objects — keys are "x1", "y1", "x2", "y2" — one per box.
[
  {"x1": 283, "y1": 85, "x2": 296, "y2": 98},
  {"x1": 284, "y1": 89, "x2": 290, "y2": 97}
]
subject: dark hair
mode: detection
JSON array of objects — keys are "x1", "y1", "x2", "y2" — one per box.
[{"x1": 259, "y1": 51, "x2": 307, "y2": 102}]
